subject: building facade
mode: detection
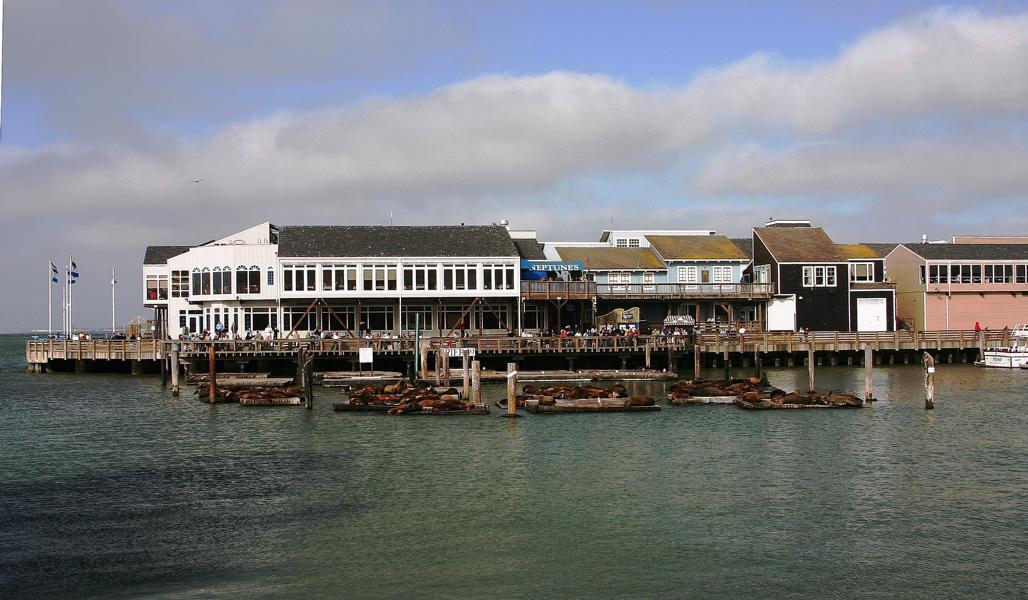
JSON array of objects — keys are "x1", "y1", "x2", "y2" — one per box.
[
  {"x1": 886, "y1": 242, "x2": 1028, "y2": 330},
  {"x1": 145, "y1": 223, "x2": 521, "y2": 338}
]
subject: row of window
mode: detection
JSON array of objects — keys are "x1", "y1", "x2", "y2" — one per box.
[
  {"x1": 802, "y1": 266, "x2": 838, "y2": 287},
  {"x1": 920, "y1": 264, "x2": 1028, "y2": 285},
  {"x1": 281, "y1": 263, "x2": 517, "y2": 293}
]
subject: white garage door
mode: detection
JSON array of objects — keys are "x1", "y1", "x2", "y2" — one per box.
[
  {"x1": 857, "y1": 297, "x2": 887, "y2": 331},
  {"x1": 767, "y1": 296, "x2": 796, "y2": 331}
]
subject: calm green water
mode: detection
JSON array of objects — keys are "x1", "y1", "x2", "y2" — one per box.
[{"x1": 1, "y1": 334, "x2": 1026, "y2": 599}]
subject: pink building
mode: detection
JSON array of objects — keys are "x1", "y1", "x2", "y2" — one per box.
[{"x1": 886, "y1": 242, "x2": 1028, "y2": 330}]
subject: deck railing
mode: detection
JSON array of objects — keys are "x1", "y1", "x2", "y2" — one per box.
[
  {"x1": 520, "y1": 281, "x2": 775, "y2": 300},
  {"x1": 26, "y1": 329, "x2": 1010, "y2": 363}
]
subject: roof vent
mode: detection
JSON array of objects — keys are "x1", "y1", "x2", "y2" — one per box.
[{"x1": 921, "y1": 234, "x2": 928, "y2": 245}]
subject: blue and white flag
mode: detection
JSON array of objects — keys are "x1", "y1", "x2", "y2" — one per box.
[
  {"x1": 70, "y1": 261, "x2": 79, "y2": 280},
  {"x1": 50, "y1": 261, "x2": 59, "y2": 284}
]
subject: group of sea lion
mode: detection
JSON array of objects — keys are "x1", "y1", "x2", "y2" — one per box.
[
  {"x1": 194, "y1": 385, "x2": 303, "y2": 403},
  {"x1": 347, "y1": 380, "x2": 475, "y2": 414},
  {"x1": 508, "y1": 384, "x2": 655, "y2": 408},
  {"x1": 668, "y1": 377, "x2": 862, "y2": 407},
  {"x1": 667, "y1": 378, "x2": 764, "y2": 399}
]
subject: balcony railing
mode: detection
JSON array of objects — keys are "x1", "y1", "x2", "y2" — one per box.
[
  {"x1": 596, "y1": 282, "x2": 774, "y2": 299},
  {"x1": 520, "y1": 281, "x2": 775, "y2": 300}
]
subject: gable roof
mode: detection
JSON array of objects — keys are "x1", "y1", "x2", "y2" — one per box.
[
  {"x1": 277, "y1": 225, "x2": 518, "y2": 258},
  {"x1": 836, "y1": 244, "x2": 880, "y2": 259},
  {"x1": 144, "y1": 246, "x2": 191, "y2": 265},
  {"x1": 730, "y1": 238, "x2": 753, "y2": 259},
  {"x1": 900, "y1": 243, "x2": 1028, "y2": 261},
  {"x1": 554, "y1": 246, "x2": 665, "y2": 270},
  {"x1": 647, "y1": 235, "x2": 748, "y2": 261},
  {"x1": 513, "y1": 238, "x2": 547, "y2": 260},
  {"x1": 754, "y1": 226, "x2": 845, "y2": 262}
]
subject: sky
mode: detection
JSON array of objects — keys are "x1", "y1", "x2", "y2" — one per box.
[{"x1": 2, "y1": 1, "x2": 1028, "y2": 332}]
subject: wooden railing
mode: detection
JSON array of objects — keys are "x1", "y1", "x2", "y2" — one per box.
[
  {"x1": 26, "y1": 329, "x2": 1009, "y2": 363},
  {"x1": 596, "y1": 282, "x2": 774, "y2": 299},
  {"x1": 521, "y1": 280, "x2": 596, "y2": 300}
]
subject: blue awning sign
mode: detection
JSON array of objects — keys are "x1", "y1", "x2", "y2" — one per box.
[{"x1": 520, "y1": 260, "x2": 584, "y2": 272}]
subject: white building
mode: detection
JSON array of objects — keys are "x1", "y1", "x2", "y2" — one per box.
[{"x1": 144, "y1": 222, "x2": 522, "y2": 338}]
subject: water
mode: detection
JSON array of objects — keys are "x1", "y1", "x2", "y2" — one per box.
[{"x1": 2, "y1": 334, "x2": 1026, "y2": 599}]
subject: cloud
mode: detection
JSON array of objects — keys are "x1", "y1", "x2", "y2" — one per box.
[{"x1": 2, "y1": 7, "x2": 1028, "y2": 330}]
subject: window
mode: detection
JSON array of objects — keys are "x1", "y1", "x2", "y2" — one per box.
[
  {"x1": 145, "y1": 275, "x2": 168, "y2": 301},
  {"x1": 282, "y1": 306, "x2": 316, "y2": 332},
  {"x1": 919, "y1": 265, "x2": 926, "y2": 284},
  {"x1": 236, "y1": 265, "x2": 261, "y2": 294},
  {"x1": 850, "y1": 262, "x2": 873, "y2": 282},
  {"x1": 403, "y1": 264, "x2": 435, "y2": 291},
  {"x1": 985, "y1": 264, "x2": 1014, "y2": 284},
  {"x1": 802, "y1": 266, "x2": 837, "y2": 287},
  {"x1": 171, "y1": 270, "x2": 189, "y2": 297},
  {"x1": 1018, "y1": 265, "x2": 1027, "y2": 284},
  {"x1": 267, "y1": 269, "x2": 275, "y2": 286},
  {"x1": 321, "y1": 306, "x2": 356, "y2": 331},
  {"x1": 200, "y1": 268, "x2": 211, "y2": 295},
  {"x1": 712, "y1": 266, "x2": 732, "y2": 283},
  {"x1": 609, "y1": 272, "x2": 630, "y2": 291},
  {"x1": 753, "y1": 265, "x2": 770, "y2": 284},
  {"x1": 441, "y1": 264, "x2": 476, "y2": 291},
  {"x1": 928, "y1": 264, "x2": 947, "y2": 284},
  {"x1": 643, "y1": 272, "x2": 656, "y2": 291},
  {"x1": 522, "y1": 305, "x2": 543, "y2": 330},
  {"x1": 677, "y1": 266, "x2": 697, "y2": 284},
  {"x1": 242, "y1": 307, "x2": 278, "y2": 332},
  {"x1": 363, "y1": 306, "x2": 395, "y2": 331},
  {"x1": 212, "y1": 267, "x2": 231, "y2": 295},
  {"x1": 362, "y1": 264, "x2": 398, "y2": 292},
  {"x1": 615, "y1": 238, "x2": 640, "y2": 248},
  {"x1": 401, "y1": 305, "x2": 433, "y2": 330},
  {"x1": 475, "y1": 304, "x2": 510, "y2": 330}
]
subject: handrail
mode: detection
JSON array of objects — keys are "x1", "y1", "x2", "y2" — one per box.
[{"x1": 24, "y1": 329, "x2": 1008, "y2": 362}]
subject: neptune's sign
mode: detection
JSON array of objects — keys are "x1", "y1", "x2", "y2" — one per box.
[{"x1": 520, "y1": 260, "x2": 584, "y2": 272}]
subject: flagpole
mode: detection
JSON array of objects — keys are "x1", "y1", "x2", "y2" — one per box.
[
  {"x1": 62, "y1": 262, "x2": 68, "y2": 335},
  {"x1": 68, "y1": 254, "x2": 74, "y2": 335},
  {"x1": 112, "y1": 267, "x2": 117, "y2": 334},
  {"x1": 48, "y1": 260, "x2": 52, "y2": 335}
]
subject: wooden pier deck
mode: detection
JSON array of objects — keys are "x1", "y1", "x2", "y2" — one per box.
[{"x1": 26, "y1": 330, "x2": 1002, "y2": 369}]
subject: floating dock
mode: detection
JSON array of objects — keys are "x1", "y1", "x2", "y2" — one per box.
[
  {"x1": 332, "y1": 401, "x2": 488, "y2": 415},
  {"x1": 524, "y1": 399, "x2": 660, "y2": 413},
  {"x1": 239, "y1": 396, "x2": 303, "y2": 406},
  {"x1": 733, "y1": 398, "x2": 863, "y2": 410},
  {"x1": 667, "y1": 395, "x2": 737, "y2": 405},
  {"x1": 317, "y1": 371, "x2": 405, "y2": 386},
  {"x1": 187, "y1": 372, "x2": 271, "y2": 384}
]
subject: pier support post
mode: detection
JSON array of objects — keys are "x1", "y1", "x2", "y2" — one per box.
[
  {"x1": 462, "y1": 350, "x2": 470, "y2": 401},
  {"x1": 807, "y1": 345, "x2": 816, "y2": 392},
  {"x1": 471, "y1": 360, "x2": 482, "y2": 406},
  {"x1": 568, "y1": 358, "x2": 576, "y2": 372},
  {"x1": 170, "y1": 348, "x2": 180, "y2": 396},
  {"x1": 864, "y1": 345, "x2": 873, "y2": 404},
  {"x1": 922, "y1": 352, "x2": 935, "y2": 410},
  {"x1": 754, "y1": 351, "x2": 762, "y2": 382},
  {"x1": 505, "y1": 362, "x2": 519, "y2": 418},
  {"x1": 435, "y1": 349, "x2": 443, "y2": 385},
  {"x1": 693, "y1": 341, "x2": 701, "y2": 380},
  {"x1": 723, "y1": 345, "x2": 731, "y2": 382},
  {"x1": 160, "y1": 355, "x2": 167, "y2": 386},
  {"x1": 645, "y1": 342, "x2": 652, "y2": 369},
  {"x1": 830, "y1": 355, "x2": 838, "y2": 366},
  {"x1": 420, "y1": 340, "x2": 429, "y2": 380},
  {"x1": 208, "y1": 344, "x2": 217, "y2": 404},
  {"x1": 75, "y1": 359, "x2": 88, "y2": 374},
  {"x1": 130, "y1": 360, "x2": 143, "y2": 375},
  {"x1": 304, "y1": 349, "x2": 313, "y2": 410},
  {"x1": 978, "y1": 332, "x2": 985, "y2": 363},
  {"x1": 620, "y1": 355, "x2": 628, "y2": 370}
]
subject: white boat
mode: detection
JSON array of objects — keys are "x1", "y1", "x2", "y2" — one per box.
[{"x1": 982, "y1": 324, "x2": 1028, "y2": 368}]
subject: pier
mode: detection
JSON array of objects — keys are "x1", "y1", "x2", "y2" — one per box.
[{"x1": 26, "y1": 329, "x2": 1006, "y2": 374}]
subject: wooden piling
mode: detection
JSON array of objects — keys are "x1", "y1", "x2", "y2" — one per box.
[
  {"x1": 693, "y1": 340, "x2": 701, "y2": 379},
  {"x1": 160, "y1": 353, "x2": 168, "y2": 386},
  {"x1": 978, "y1": 331, "x2": 985, "y2": 363},
  {"x1": 443, "y1": 351, "x2": 451, "y2": 387},
  {"x1": 207, "y1": 343, "x2": 217, "y2": 404},
  {"x1": 304, "y1": 350, "x2": 314, "y2": 410},
  {"x1": 864, "y1": 344, "x2": 873, "y2": 404},
  {"x1": 435, "y1": 349, "x2": 443, "y2": 385},
  {"x1": 506, "y1": 362, "x2": 519, "y2": 418},
  {"x1": 170, "y1": 347, "x2": 180, "y2": 396},
  {"x1": 420, "y1": 340, "x2": 429, "y2": 380},
  {"x1": 462, "y1": 350, "x2": 470, "y2": 400},
  {"x1": 644, "y1": 342, "x2": 651, "y2": 369},
  {"x1": 923, "y1": 352, "x2": 935, "y2": 409},
  {"x1": 723, "y1": 345, "x2": 730, "y2": 382},
  {"x1": 471, "y1": 360, "x2": 482, "y2": 405},
  {"x1": 807, "y1": 344, "x2": 815, "y2": 392}
]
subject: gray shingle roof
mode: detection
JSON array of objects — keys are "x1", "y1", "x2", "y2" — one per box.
[
  {"x1": 901, "y1": 243, "x2": 1028, "y2": 261},
  {"x1": 730, "y1": 238, "x2": 753, "y2": 259},
  {"x1": 278, "y1": 225, "x2": 518, "y2": 258},
  {"x1": 754, "y1": 227, "x2": 845, "y2": 262},
  {"x1": 513, "y1": 238, "x2": 547, "y2": 260},
  {"x1": 143, "y1": 246, "x2": 191, "y2": 264},
  {"x1": 863, "y1": 243, "x2": 899, "y2": 258}
]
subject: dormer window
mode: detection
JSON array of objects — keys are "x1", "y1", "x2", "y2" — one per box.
[{"x1": 615, "y1": 238, "x2": 640, "y2": 248}]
